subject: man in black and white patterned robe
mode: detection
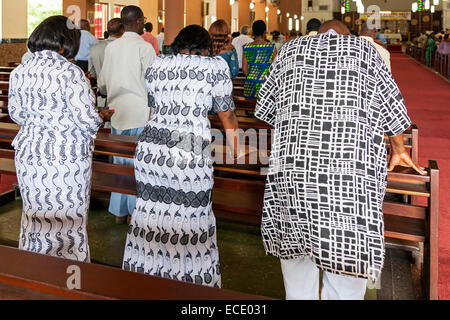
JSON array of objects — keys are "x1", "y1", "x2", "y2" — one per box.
[{"x1": 255, "y1": 20, "x2": 425, "y2": 300}]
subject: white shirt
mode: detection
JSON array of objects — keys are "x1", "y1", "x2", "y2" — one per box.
[
  {"x1": 232, "y1": 34, "x2": 254, "y2": 69},
  {"x1": 88, "y1": 37, "x2": 118, "y2": 78},
  {"x1": 98, "y1": 32, "x2": 156, "y2": 131},
  {"x1": 361, "y1": 36, "x2": 391, "y2": 72},
  {"x1": 156, "y1": 32, "x2": 165, "y2": 53},
  {"x1": 75, "y1": 30, "x2": 98, "y2": 61}
]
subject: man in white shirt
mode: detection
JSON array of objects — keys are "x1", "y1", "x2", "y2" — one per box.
[
  {"x1": 360, "y1": 22, "x2": 391, "y2": 72},
  {"x1": 98, "y1": 5, "x2": 156, "y2": 224},
  {"x1": 156, "y1": 28, "x2": 165, "y2": 54},
  {"x1": 89, "y1": 18, "x2": 124, "y2": 79},
  {"x1": 232, "y1": 25, "x2": 253, "y2": 69}
]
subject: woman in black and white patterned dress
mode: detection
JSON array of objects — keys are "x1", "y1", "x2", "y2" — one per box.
[
  {"x1": 8, "y1": 16, "x2": 113, "y2": 262},
  {"x1": 122, "y1": 25, "x2": 240, "y2": 288}
]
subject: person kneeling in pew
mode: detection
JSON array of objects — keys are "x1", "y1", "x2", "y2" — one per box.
[
  {"x1": 255, "y1": 20, "x2": 426, "y2": 300},
  {"x1": 8, "y1": 16, "x2": 114, "y2": 262}
]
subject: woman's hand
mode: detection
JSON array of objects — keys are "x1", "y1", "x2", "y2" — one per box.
[{"x1": 99, "y1": 109, "x2": 115, "y2": 122}]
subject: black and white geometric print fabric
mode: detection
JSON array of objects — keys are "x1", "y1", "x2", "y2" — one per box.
[
  {"x1": 255, "y1": 30, "x2": 411, "y2": 281},
  {"x1": 8, "y1": 50, "x2": 103, "y2": 262},
  {"x1": 122, "y1": 55, "x2": 235, "y2": 288}
]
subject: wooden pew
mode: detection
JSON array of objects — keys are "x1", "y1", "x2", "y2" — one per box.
[
  {"x1": 0, "y1": 125, "x2": 439, "y2": 299},
  {"x1": 0, "y1": 245, "x2": 269, "y2": 300},
  {"x1": 233, "y1": 76, "x2": 245, "y2": 87},
  {"x1": 211, "y1": 160, "x2": 439, "y2": 300},
  {"x1": 208, "y1": 113, "x2": 419, "y2": 164},
  {"x1": 407, "y1": 45, "x2": 450, "y2": 80},
  {"x1": 0, "y1": 67, "x2": 14, "y2": 73},
  {"x1": 0, "y1": 72, "x2": 11, "y2": 81},
  {"x1": 234, "y1": 86, "x2": 244, "y2": 96}
]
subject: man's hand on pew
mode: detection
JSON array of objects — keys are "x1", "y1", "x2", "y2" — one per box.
[
  {"x1": 99, "y1": 109, "x2": 115, "y2": 122},
  {"x1": 388, "y1": 134, "x2": 427, "y2": 175}
]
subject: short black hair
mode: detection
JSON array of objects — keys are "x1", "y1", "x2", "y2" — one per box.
[
  {"x1": 252, "y1": 20, "x2": 266, "y2": 37},
  {"x1": 108, "y1": 18, "x2": 124, "y2": 36},
  {"x1": 171, "y1": 25, "x2": 212, "y2": 56},
  {"x1": 144, "y1": 22, "x2": 153, "y2": 32},
  {"x1": 445, "y1": 34, "x2": 449, "y2": 40},
  {"x1": 307, "y1": 18, "x2": 321, "y2": 32},
  {"x1": 232, "y1": 32, "x2": 240, "y2": 38},
  {"x1": 121, "y1": 5, "x2": 144, "y2": 26},
  {"x1": 28, "y1": 15, "x2": 81, "y2": 60}
]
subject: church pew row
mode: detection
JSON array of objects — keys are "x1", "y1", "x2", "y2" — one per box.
[
  {"x1": 0, "y1": 121, "x2": 419, "y2": 172},
  {"x1": 0, "y1": 67, "x2": 14, "y2": 73},
  {"x1": 208, "y1": 113, "x2": 420, "y2": 164},
  {"x1": 0, "y1": 126, "x2": 439, "y2": 299},
  {"x1": 0, "y1": 72, "x2": 10, "y2": 82},
  {"x1": 233, "y1": 76, "x2": 245, "y2": 87},
  {"x1": 0, "y1": 78, "x2": 421, "y2": 165},
  {"x1": 0, "y1": 245, "x2": 269, "y2": 300},
  {"x1": 406, "y1": 45, "x2": 450, "y2": 80}
]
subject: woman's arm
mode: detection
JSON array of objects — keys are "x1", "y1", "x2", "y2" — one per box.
[
  {"x1": 272, "y1": 46, "x2": 278, "y2": 61},
  {"x1": 218, "y1": 109, "x2": 240, "y2": 158}
]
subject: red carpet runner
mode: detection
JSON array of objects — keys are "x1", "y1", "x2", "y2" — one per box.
[{"x1": 391, "y1": 53, "x2": 450, "y2": 299}]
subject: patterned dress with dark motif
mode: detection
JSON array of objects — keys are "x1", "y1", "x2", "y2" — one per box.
[
  {"x1": 255, "y1": 30, "x2": 411, "y2": 281},
  {"x1": 122, "y1": 54, "x2": 235, "y2": 288},
  {"x1": 8, "y1": 50, "x2": 103, "y2": 262}
]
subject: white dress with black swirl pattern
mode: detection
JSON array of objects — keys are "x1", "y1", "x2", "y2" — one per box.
[
  {"x1": 122, "y1": 54, "x2": 235, "y2": 288},
  {"x1": 8, "y1": 50, "x2": 102, "y2": 262}
]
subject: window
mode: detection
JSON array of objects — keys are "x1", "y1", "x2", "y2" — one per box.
[
  {"x1": 94, "y1": 3, "x2": 108, "y2": 39},
  {"x1": 113, "y1": 5, "x2": 125, "y2": 18},
  {"x1": 27, "y1": 0, "x2": 62, "y2": 37}
]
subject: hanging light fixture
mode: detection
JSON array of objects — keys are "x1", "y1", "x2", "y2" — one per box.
[
  {"x1": 412, "y1": 2, "x2": 418, "y2": 12},
  {"x1": 277, "y1": 9, "x2": 281, "y2": 15},
  {"x1": 294, "y1": 14, "x2": 298, "y2": 19},
  {"x1": 265, "y1": 6, "x2": 269, "y2": 13},
  {"x1": 229, "y1": 0, "x2": 235, "y2": 5},
  {"x1": 425, "y1": 0, "x2": 431, "y2": 10},
  {"x1": 250, "y1": 2, "x2": 255, "y2": 10},
  {"x1": 433, "y1": 0, "x2": 439, "y2": 5},
  {"x1": 431, "y1": 5, "x2": 435, "y2": 12},
  {"x1": 286, "y1": 13, "x2": 290, "y2": 18},
  {"x1": 341, "y1": 6, "x2": 346, "y2": 14}
]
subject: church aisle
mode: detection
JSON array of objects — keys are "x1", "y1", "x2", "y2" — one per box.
[{"x1": 390, "y1": 53, "x2": 450, "y2": 300}]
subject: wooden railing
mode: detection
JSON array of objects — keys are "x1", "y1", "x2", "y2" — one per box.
[
  {"x1": 0, "y1": 245, "x2": 270, "y2": 300},
  {"x1": 406, "y1": 44, "x2": 450, "y2": 80}
]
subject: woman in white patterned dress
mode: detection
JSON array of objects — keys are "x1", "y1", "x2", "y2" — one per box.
[
  {"x1": 122, "y1": 25, "x2": 240, "y2": 288},
  {"x1": 8, "y1": 16, "x2": 113, "y2": 262}
]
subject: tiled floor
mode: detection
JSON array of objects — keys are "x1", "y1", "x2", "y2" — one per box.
[{"x1": 0, "y1": 197, "x2": 419, "y2": 300}]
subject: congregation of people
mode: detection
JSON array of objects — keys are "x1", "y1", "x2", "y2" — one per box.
[
  {"x1": 8, "y1": 4, "x2": 428, "y2": 300},
  {"x1": 412, "y1": 30, "x2": 450, "y2": 66}
]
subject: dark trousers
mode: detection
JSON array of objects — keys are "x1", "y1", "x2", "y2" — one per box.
[{"x1": 75, "y1": 60, "x2": 89, "y2": 73}]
